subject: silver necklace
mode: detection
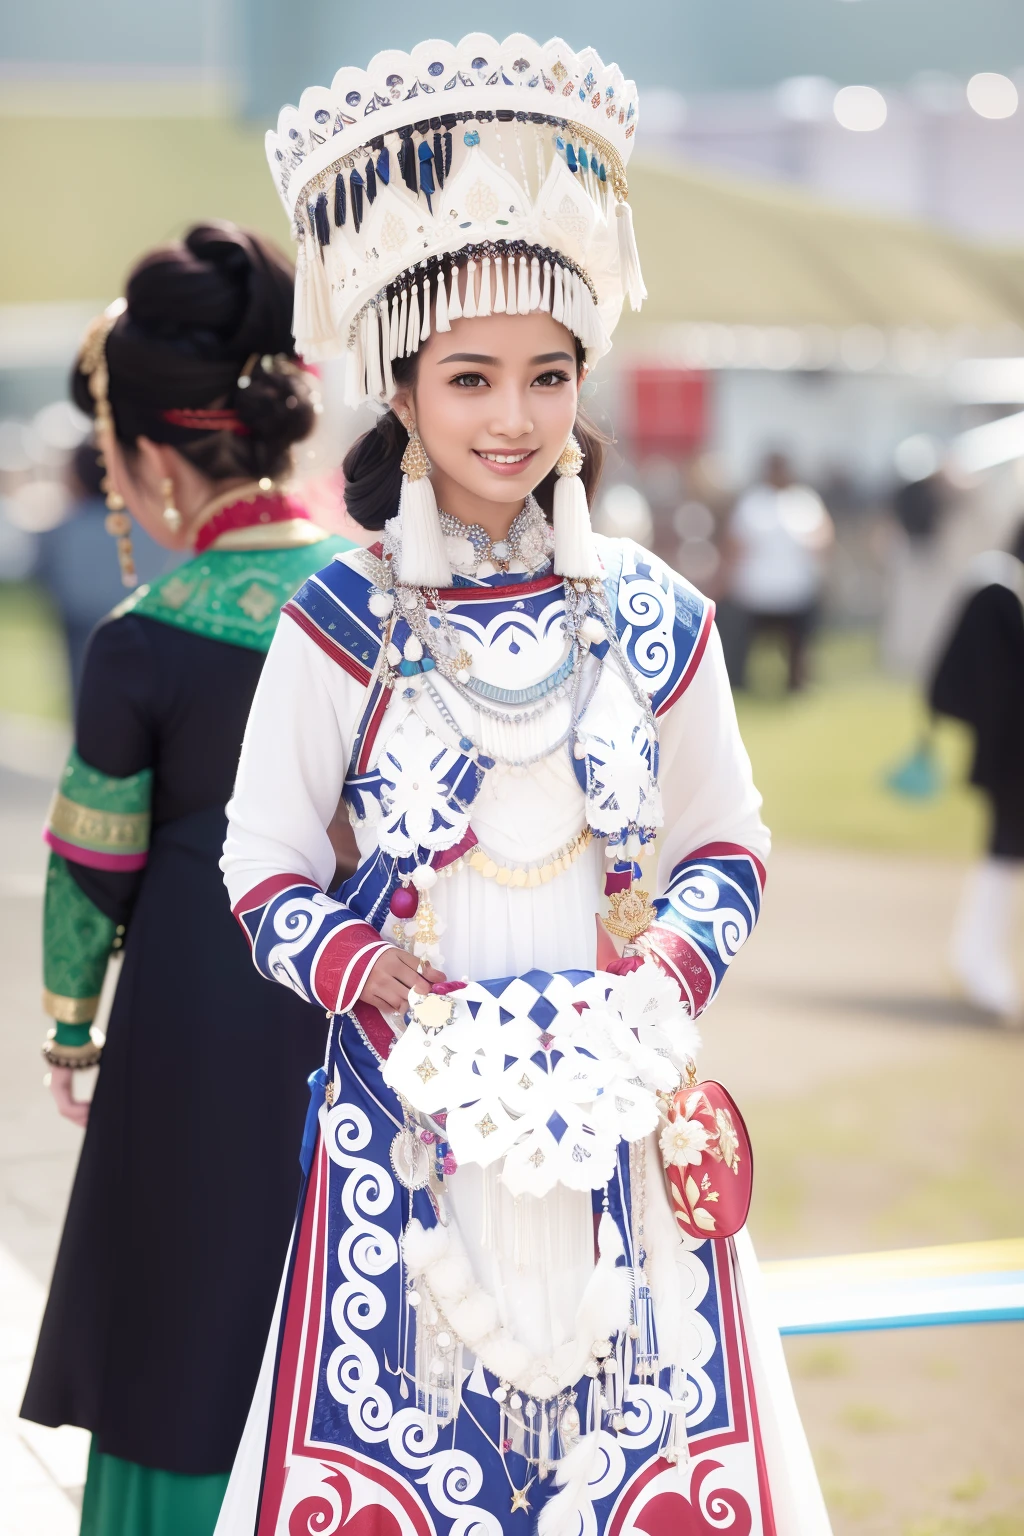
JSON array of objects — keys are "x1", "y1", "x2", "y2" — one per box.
[{"x1": 438, "y1": 494, "x2": 552, "y2": 575}]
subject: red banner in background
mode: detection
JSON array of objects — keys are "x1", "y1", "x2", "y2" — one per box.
[{"x1": 628, "y1": 367, "x2": 708, "y2": 455}]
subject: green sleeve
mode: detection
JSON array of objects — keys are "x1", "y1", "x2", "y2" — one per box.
[{"x1": 42, "y1": 853, "x2": 116, "y2": 1044}]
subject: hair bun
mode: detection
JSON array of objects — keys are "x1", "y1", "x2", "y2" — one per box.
[
  {"x1": 234, "y1": 359, "x2": 317, "y2": 454},
  {"x1": 125, "y1": 220, "x2": 295, "y2": 362}
]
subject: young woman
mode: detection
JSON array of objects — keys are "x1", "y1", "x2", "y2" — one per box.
[
  {"x1": 930, "y1": 526, "x2": 1024, "y2": 1021},
  {"x1": 21, "y1": 222, "x2": 353, "y2": 1535},
  {"x1": 217, "y1": 37, "x2": 832, "y2": 1536}
]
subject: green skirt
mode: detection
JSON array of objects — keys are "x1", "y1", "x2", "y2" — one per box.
[{"x1": 80, "y1": 1441, "x2": 229, "y2": 1536}]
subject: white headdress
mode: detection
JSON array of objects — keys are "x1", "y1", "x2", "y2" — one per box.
[{"x1": 267, "y1": 34, "x2": 646, "y2": 582}]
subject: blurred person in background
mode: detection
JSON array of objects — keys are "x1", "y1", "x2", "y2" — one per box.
[
  {"x1": 723, "y1": 449, "x2": 834, "y2": 691},
  {"x1": 35, "y1": 438, "x2": 176, "y2": 698},
  {"x1": 20, "y1": 222, "x2": 354, "y2": 1536},
  {"x1": 930, "y1": 521, "x2": 1024, "y2": 1023}
]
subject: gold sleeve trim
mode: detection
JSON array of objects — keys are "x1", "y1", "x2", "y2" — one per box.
[
  {"x1": 48, "y1": 794, "x2": 150, "y2": 853},
  {"x1": 42, "y1": 988, "x2": 100, "y2": 1024}
]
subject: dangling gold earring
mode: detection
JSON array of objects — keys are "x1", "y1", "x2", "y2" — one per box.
[
  {"x1": 161, "y1": 476, "x2": 183, "y2": 533},
  {"x1": 400, "y1": 422, "x2": 431, "y2": 481}
]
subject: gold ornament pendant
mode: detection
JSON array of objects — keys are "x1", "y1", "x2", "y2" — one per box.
[{"x1": 604, "y1": 885, "x2": 657, "y2": 942}]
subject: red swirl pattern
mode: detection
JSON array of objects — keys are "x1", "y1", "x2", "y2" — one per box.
[{"x1": 634, "y1": 1459, "x2": 753, "y2": 1535}]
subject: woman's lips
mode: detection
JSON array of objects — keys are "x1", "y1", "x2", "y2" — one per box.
[{"x1": 473, "y1": 448, "x2": 538, "y2": 477}]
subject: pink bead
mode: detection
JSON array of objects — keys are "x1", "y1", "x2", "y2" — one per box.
[
  {"x1": 419, "y1": 1130, "x2": 436, "y2": 1145},
  {"x1": 389, "y1": 885, "x2": 419, "y2": 919},
  {"x1": 443, "y1": 1153, "x2": 458, "y2": 1175}
]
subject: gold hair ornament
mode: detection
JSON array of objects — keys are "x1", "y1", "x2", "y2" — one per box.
[{"x1": 78, "y1": 299, "x2": 137, "y2": 588}]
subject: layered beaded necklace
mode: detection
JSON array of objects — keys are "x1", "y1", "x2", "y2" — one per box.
[{"x1": 438, "y1": 494, "x2": 552, "y2": 576}]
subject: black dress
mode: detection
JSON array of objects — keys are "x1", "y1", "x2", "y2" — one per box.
[
  {"x1": 22, "y1": 613, "x2": 330, "y2": 1473},
  {"x1": 930, "y1": 580, "x2": 1024, "y2": 857}
]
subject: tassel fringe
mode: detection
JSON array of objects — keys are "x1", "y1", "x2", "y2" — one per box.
[
  {"x1": 616, "y1": 200, "x2": 648, "y2": 311},
  {"x1": 396, "y1": 472, "x2": 452, "y2": 588},
  {"x1": 344, "y1": 250, "x2": 611, "y2": 401},
  {"x1": 553, "y1": 462, "x2": 601, "y2": 580}
]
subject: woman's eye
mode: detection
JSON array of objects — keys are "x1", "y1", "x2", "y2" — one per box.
[
  {"x1": 451, "y1": 373, "x2": 488, "y2": 388},
  {"x1": 533, "y1": 370, "x2": 572, "y2": 387}
]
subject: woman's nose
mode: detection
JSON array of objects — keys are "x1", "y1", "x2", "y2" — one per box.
[{"x1": 488, "y1": 387, "x2": 533, "y2": 440}]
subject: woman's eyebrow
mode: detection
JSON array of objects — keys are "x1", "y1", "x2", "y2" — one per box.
[
  {"x1": 437, "y1": 352, "x2": 499, "y2": 365},
  {"x1": 531, "y1": 351, "x2": 575, "y2": 364}
]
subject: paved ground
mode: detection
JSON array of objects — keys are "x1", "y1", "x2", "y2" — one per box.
[{"x1": 0, "y1": 715, "x2": 1021, "y2": 1534}]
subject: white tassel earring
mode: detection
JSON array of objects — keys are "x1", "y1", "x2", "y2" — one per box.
[
  {"x1": 553, "y1": 432, "x2": 601, "y2": 580},
  {"x1": 397, "y1": 421, "x2": 452, "y2": 588}
]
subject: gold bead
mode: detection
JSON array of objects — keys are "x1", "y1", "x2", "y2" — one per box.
[
  {"x1": 481, "y1": 859, "x2": 498, "y2": 879},
  {"x1": 539, "y1": 864, "x2": 555, "y2": 883},
  {"x1": 495, "y1": 866, "x2": 511, "y2": 886},
  {"x1": 527, "y1": 868, "x2": 541, "y2": 887},
  {"x1": 509, "y1": 868, "x2": 527, "y2": 888}
]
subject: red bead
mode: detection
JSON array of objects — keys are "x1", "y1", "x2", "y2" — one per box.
[
  {"x1": 443, "y1": 1153, "x2": 458, "y2": 1175},
  {"x1": 389, "y1": 885, "x2": 419, "y2": 919}
]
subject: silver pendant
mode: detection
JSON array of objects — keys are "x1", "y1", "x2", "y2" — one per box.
[{"x1": 390, "y1": 1128, "x2": 431, "y2": 1190}]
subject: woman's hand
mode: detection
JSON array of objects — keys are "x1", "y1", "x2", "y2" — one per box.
[
  {"x1": 48, "y1": 1066, "x2": 90, "y2": 1129},
  {"x1": 361, "y1": 947, "x2": 447, "y2": 1013}
]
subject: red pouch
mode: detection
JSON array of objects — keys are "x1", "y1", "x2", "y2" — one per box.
[{"x1": 660, "y1": 1072, "x2": 753, "y2": 1240}]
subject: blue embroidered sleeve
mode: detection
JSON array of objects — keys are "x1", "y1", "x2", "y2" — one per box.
[
  {"x1": 598, "y1": 537, "x2": 715, "y2": 716},
  {"x1": 644, "y1": 844, "x2": 765, "y2": 1016}
]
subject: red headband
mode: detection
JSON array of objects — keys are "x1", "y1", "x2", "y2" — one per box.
[{"x1": 162, "y1": 407, "x2": 250, "y2": 436}]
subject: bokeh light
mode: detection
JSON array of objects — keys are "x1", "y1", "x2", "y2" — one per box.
[
  {"x1": 833, "y1": 84, "x2": 888, "y2": 132},
  {"x1": 966, "y1": 71, "x2": 1018, "y2": 120}
]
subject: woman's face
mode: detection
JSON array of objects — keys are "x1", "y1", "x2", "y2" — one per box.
[{"x1": 393, "y1": 308, "x2": 581, "y2": 518}]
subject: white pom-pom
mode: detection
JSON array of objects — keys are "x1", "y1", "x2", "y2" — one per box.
[
  {"x1": 402, "y1": 1218, "x2": 449, "y2": 1269},
  {"x1": 410, "y1": 863, "x2": 437, "y2": 890},
  {"x1": 386, "y1": 642, "x2": 402, "y2": 666},
  {"x1": 428, "y1": 1254, "x2": 475, "y2": 1301},
  {"x1": 403, "y1": 635, "x2": 423, "y2": 662},
  {"x1": 368, "y1": 590, "x2": 394, "y2": 618},
  {"x1": 449, "y1": 1292, "x2": 499, "y2": 1342},
  {"x1": 580, "y1": 616, "x2": 606, "y2": 646}
]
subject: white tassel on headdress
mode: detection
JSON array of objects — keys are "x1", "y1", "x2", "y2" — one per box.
[
  {"x1": 405, "y1": 282, "x2": 417, "y2": 351},
  {"x1": 541, "y1": 259, "x2": 552, "y2": 313},
  {"x1": 518, "y1": 255, "x2": 530, "y2": 314},
  {"x1": 478, "y1": 256, "x2": 492, "y2": 316},
  {"x1": 395, "y1": 291, "x2": 407, "y2": 358},
  {"x1": 492, "y1": 255, "x2": 507, "y2": 314},
  {"x1": 420, "y1": 276, "x2": 432, "y2": 342},
  {"x1": 294, "y1": 239, "x2": 335, "y2": 358},
  {"x1": 448, "y1": 264, "x2": 463, "y2": 322},
  {"x1": 434, "y1": 269, "x2": 450, "y2": 332},
  {"x1": 344, "y1": 320, "x2": 365, "y2": 409},
  {"x1": 552, "y1": 263, "x2": 565, "y2": 325},
  {"x1": 530, "y1": 255, "x2": 541, "y2": 312},
  {"x1": 505, "y1": 255, "x2": 518, "y2": 316},
  {"x1": 397, "y1": 471, "x2": 452, "y2": 587},
  {"x1": 365, "y1": 308, "x2": 384, "y2": 399},
  {"x1": 462, "y1": 259, "x2": 478, "y2": 319},
  {"x1": 380, "y1": 302, "x2": 395, "y2": 397},
  {"x1": 616, "y1": 199, "x2": 648, "y2": 310},
  {"x1": 553, "y1": 432, "x2": 601, "y2": 579}
]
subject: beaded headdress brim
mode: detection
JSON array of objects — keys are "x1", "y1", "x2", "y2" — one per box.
[{"x1": 267, "y1": 34, "x2": 646, "y2": 405}]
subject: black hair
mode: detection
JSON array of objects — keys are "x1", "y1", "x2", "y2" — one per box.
[
  {"x1": 71, "y1": 221, "x2": 316, "y2": 483},
  {"x1": 342, "y1": 335, "x2": 606, "y2": 531}
]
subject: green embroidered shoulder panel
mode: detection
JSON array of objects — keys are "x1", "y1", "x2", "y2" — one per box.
[{"x1": 112, "y1": 535, "x2": 352, "y2": 652}]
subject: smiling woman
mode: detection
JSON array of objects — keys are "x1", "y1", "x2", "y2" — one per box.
[{"x1": 214, "y1": 32, "x2": 830, "y2": 1536}]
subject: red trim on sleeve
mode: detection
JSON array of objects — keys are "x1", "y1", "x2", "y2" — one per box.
[
  {"x1": 312, "y1": 921, "x2": 392, "y2": 1013},
  {"x1": 282, "y1": 602, "x2": 372, "y2": 685},
  {"x1": 644, "y1": 925, "x2": 714, "y2": 1016},
  {"x1": 684, "y1": 841, "x2": 767, "y2": 893},
  {"x1": 232, "y1": 872, "x2": 310, "y2": 922},
  {"x1": 43, "y1": 830, "x2": 148, "y2": 873},
  {"x1": 355, "y1": 680, "x2": 394, "y2": 775},
  {"x1": 655, "y1": 600, "x2": 716, "y2": 718}
]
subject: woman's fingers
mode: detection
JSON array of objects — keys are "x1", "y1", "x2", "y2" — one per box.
[
  {"x1": 48, "y1": 1067, "x2": 90, "y2": 1128},
  {"x1": 361, "y1": 948, "x2": 453, "y2": 1012}
]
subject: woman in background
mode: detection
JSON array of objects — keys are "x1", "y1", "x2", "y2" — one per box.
[
  {"x1": 931, "y1": 523, "x2": 1024, "y2": 1022},
  {"x1": 21, "y1": 222, "x2": 352, "y2": 1535}
]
